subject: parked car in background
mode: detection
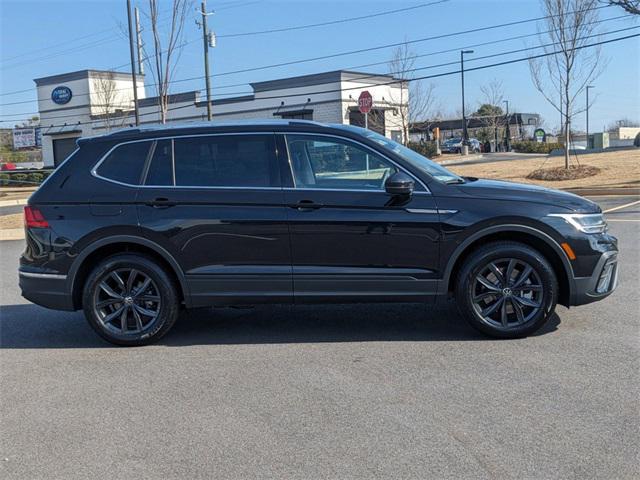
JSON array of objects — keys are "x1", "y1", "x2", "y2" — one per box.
[
  {"x1": 441, "y1": 137, "x2": 481, "y2": 153},
  {"x1": 20, "y1": 120, "x2": 618, "y2": 345}
]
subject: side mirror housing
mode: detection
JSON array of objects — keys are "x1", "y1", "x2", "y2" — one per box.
[{"x1": 385, "y1": 171, "x2": 414, "y2": 196}]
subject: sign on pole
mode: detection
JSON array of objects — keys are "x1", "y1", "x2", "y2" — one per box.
[{"x1": 358, "y1": 91, "x2": 373, "y2": 130}]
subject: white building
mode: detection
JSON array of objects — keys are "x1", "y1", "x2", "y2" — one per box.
[{"x1": 35, "y1": 69, "x2": 408, "y2": 167}]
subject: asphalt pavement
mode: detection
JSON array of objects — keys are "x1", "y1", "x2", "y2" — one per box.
[{"x1": 1, "y1": 196, "x2": 638, "y2": 480}]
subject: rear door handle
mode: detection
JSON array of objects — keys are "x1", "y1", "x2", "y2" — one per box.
[
  {"x1": 290, "y1": 200, "x2": 324, "y2": 211},
  {"x1": 147, "y1": 197, "x2": 176, "y2": 208}
]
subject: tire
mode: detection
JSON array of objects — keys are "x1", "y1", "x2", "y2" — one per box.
[
  {"x1": 82, "y1": 254, "x2": 180, "y2": 346},
  {"x1": 454, "y1": 241, "x2": 558, "y2": 338}
]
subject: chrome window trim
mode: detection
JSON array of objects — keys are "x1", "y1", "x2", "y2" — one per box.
[
  {"x1": 284, "y1": 187, "x2": 431, "y2": 195},
  {"x1": 90, "y1": 130, "x2": 432, "y2": 194},
  {"x1": 91, "y1": 132, "x2": 281, "y2": 189},
  {"x1": 282, "y1": 132, "x2": 431, "y2": 194}
]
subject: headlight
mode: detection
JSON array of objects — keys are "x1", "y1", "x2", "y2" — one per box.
[{"x1": 548, "y1": 213, "x2": 607, "y2": 234}]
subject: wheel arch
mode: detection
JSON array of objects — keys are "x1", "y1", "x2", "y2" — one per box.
[
  {"x1": 443, "y1": 224, "x2": 574, "y2": 307},
  {"x1": 68, "y1": 235, "x2": 189, "y2": 310}
]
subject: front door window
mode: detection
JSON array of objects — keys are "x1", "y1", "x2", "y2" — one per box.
[{"x1": 285, "y1": 135, "x2": 397, "y2": 191}]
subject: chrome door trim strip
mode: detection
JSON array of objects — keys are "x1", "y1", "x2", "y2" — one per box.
[
  {"x1": 19, "y1": 271, "x2": 67, "y2": 280},
  {"x1": 406, "y1": 208, "x2": 459, "y2": 214}
]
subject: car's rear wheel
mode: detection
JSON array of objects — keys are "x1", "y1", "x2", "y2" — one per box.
[
  {"x1": 455, "y1": 242, "x2": 558, "y2": 338},
  {"x1": 82, "y1": 254, "x2": 180, "y2": 346}
]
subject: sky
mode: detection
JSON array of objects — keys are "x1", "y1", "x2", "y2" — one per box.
[{"x1": 1, "y1": 0, "x2": 639, "y2": 132}]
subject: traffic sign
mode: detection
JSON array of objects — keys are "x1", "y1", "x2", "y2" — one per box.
[{"x1": 358, "y1": 91, "x2": 373, "y2": 114}]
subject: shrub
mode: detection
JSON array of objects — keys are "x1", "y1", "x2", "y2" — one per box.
[
  {"x1": 27, "y1": 173, "x2": 44, "y2": 184},
  {"x1": 512, "y1": 141, "x2": 564, "y2": 154},
  {"x1": 407, "y1": 141, "x2": 439, "y2": 158},
  {"x1": 12, "y1": 173, "x2": 28, "y2": 186},
  {"x1": 0, "y1": 174, "x2": 9, "y2": 186}
]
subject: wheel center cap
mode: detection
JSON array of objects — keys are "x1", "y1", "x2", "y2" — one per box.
[
  {"x1": 502, "y1": 288, "x2": 512, "y2": 297},
  {"x1": 124, "y1": 296, "x2": 133, "y2": 305}
]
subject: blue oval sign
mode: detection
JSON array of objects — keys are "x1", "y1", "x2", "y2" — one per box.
[{"x1": 51, "y1": 86, "x2": 72, "y2": 105}]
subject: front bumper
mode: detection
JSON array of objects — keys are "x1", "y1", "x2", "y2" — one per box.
[
  {"x1": 570, "y1": 250, "x2": 619, "y2": 306},
  {"x1": 19, "y1": 269, "x2": 75, "y2": 311}
]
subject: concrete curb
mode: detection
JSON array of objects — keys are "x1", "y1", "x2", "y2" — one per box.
[
  {"x1": 437, "y1": 154, "x2": 483, "y2": 166},
  {"x1": 563, "y1": 187, "x2": 640, "y2": 197},
  {"x1": 0, "y1": 228, "x2": 24, "y2": 241},
  {"x1": 0, "y1": 198, "x2": 28, "y2": 207}
]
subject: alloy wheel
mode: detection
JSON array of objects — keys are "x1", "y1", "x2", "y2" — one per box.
[
  {"x1": 93, "y1": 268, "x2": 161, "y2": 335},
  {"x1": 470, "y1": 258, "x2": 544, "y2": 330}
]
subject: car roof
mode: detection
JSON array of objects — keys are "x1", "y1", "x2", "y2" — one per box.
[{"x1": 78, "y1": 119, "x2": 346, "y2": 144}]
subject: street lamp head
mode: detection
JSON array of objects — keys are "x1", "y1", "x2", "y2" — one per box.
[{"x1": 462, "y1": 50, "x2": 474, "y2": 54}]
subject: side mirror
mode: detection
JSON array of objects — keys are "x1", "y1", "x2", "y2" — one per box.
[{"x1": 385, "y1": 171, "x2": 414, "y2": 196}]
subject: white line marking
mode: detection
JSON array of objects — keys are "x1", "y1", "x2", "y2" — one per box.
[{"x1": 603, "y1": 200, "x2": 640, "y2": 213}]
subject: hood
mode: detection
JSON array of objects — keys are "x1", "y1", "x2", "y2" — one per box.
[{"x1": 454, "y1": 178, "x2": 600, "y2": 213}]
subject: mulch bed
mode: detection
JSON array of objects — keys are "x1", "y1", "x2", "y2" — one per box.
[{"x1": 526, "y1": 165, "x2": 601, "y2": 181}]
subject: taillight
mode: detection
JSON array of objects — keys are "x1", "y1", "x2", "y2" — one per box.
[{"x1": 24, "y1": 206, "x2": 49, "y2": 228}]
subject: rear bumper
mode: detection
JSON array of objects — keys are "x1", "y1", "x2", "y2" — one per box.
[
  {"x1": 570, "y1": 250, "x2": 619, "y2": 306},
  {"x1": 19, "y1": 270, "x2": 75, "y2": 311}
]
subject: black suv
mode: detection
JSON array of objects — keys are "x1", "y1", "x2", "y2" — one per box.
[{"x1": 19, "y1": 121, "x2": 618, "y2": 345}]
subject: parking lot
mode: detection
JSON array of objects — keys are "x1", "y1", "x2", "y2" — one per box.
[{"x1": 1, "y1": 195, "x2": 638, "y2": 479}]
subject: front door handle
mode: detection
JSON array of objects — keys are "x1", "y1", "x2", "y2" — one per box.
[
  {"x1": 147, "y1": 197, "x2": 176, "y2": 208},
  {"x1": 290, "y1": 200, "x2": 324, "y2": 211}
]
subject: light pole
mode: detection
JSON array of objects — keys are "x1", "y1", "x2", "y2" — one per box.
[
  {"x1": 586, "y1": 85, "x2": 594, "y2": 149},
  {"x1": 503, "y1": 99, "x2": 510, "y2": 152},
  {"x1": 460, "y1": 50, "x2": 473, "y2": 148}
]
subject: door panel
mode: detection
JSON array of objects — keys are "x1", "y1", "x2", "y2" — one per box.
[
  {"x1": 281, "y1": 134, "x2": 441, "y2": 302},
  {"x1": 136, "y1": 134, "x2": 292, "y2": 306}
]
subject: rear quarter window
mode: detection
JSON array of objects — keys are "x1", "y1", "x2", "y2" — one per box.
[{"x1": 95, "y1": 141, "x2": 151, "y2": 185}]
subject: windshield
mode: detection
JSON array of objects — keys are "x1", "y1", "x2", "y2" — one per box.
[{"x1": 333, "y1": 125, "x2": 464, "y2": 184}]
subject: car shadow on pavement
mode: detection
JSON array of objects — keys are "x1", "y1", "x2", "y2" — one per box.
[{"x1": 0, "y1": 302, "x2": 561, "y2": 349}]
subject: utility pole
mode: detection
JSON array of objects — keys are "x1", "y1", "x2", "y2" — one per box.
[
  {"x1": 503, "y1": 100, "x2": 510, "y2": 152},
  {"x1": 198, "y1": 1, "x2": 214, "y2": 121},
  {"x1": 126, "y1": 0, "x2": 140, "y2": 126},
  {"x1": 134, "y1": 7, "x2": 144, "y2": 75},
  {"x1": 586, "y1": 85, "x2": 594, "y2": 150},
  {"x1": 460, "y1": 50, "x2": 473, "y2": 150}
]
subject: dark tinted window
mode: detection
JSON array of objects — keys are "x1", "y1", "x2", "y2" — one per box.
[
  {"x1": 145, "y1": 140, "x2": 173, "y2": 186},
  {"x1": 96, "y1": 141, "x2": 150, "y2": 185},
  {"x1": 173, "y1": 135, "x2": 277, "y2": 187}
]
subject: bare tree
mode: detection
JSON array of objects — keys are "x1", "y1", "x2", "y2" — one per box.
[
  {"x1": 387, "y1": 43, "x2": 437, "y2": 144},
  {"x1": 605, "y1": 0, "x2": 640, "y2": 14},
  {"x1": 144, "y1": 0, "x2": 191, "y2": 123},
  {"x1": 92, "y1": 71, "x2": 124, "y2": 132},
  {"x1": 529, "y1": 0, "x2": 606, "y2": 168},
  {"x1": 474, "y1": 79, "x2": 505, "y2": 151}
]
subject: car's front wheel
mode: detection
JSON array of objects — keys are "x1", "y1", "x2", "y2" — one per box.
[
  {"x1": 455, "y1": 242, "x2": 558, "y2": 338},
  {"x1": 82, "y1": 254, "x2": 180, "y2": 346}
]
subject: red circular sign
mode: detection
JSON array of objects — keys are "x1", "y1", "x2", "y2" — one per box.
[{"x1": 358, "y1": 91, "x2": 373, "y2": 114}]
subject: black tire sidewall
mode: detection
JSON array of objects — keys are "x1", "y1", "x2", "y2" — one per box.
[
  {"x1": 82, "y1": 254, "x2": 179, "y2": 346},
  {"x1": 456, "y1": 243, "x2": 558, "y2": 338}
]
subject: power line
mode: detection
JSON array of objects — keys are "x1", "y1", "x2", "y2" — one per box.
[
  {"x1": 216, "y1": 0, "x2": 449, "y2": 38},
  {"x1": 0, "y1": 13, "x2": 629, "y2": 116},
  {"x1": 10, "y1": 33, "x2": 637, "y2": 130},
  {"x1": 0, "y1": 1, "x2": 613, "y2": 99},
  {"x1": 0, "y1": 20, "x2": 631, "y2": 120}
]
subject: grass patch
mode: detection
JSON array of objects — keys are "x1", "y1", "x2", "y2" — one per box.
[{"x1": 526, "y1": 165, "x2": 601, "y2": 181}]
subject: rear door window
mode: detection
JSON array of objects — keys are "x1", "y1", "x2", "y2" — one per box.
[
  {"x1": 173, "y1": 135, "x2": 278, "y2": 188},
  {"x1": 96, "y1": 141, "x2": 150, "y2": 185}
]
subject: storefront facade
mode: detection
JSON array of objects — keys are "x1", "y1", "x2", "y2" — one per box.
[{"x1": 35, "y1": 69, "x2": 408, "y2": 167}]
